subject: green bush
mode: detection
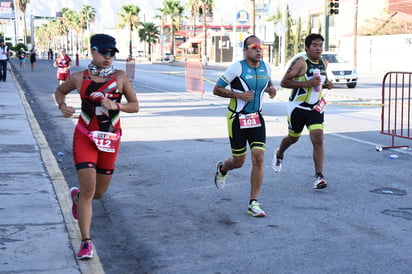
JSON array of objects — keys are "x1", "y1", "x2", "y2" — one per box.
[{"x1": 11, "y1": 43, "x2": 27, "y2": 52}]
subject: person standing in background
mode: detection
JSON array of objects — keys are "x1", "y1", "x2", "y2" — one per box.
[
  {"x1": 30, "y1": 49, "x2": 36, "y2": 72},
  {"x1": 48, "y1": 48, "x2": 53, "y2": 61},
  {"x1": 0, "y1": 39, "x2": 9, "y2": 81}
]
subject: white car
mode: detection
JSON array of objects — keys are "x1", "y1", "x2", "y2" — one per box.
[
  {"x1": 285, "y1": 52, "x2": 358, "y2": 88},
  {"x1": 162, "y1": 52, "x2": 174, "y2": 62},
  {"x1": 322, "y1": 51, "x2": 357, "y2": 88}
]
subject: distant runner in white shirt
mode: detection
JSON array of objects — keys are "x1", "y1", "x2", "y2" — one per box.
[{"x1": 0, "y1": 39, "x2": 10, "y2": 82}]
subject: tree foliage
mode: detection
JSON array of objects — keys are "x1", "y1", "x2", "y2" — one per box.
[
  {"x1": 186, "y1": 0, "x2": 214, "y2": 61},
  {"x1": 138, "y1": 22, "x2": 160, "y2": 58},
  {"x1": 14, "y1": 0, "x2": 29, "y2": 44},
  {"x1": 358, "y1": 11, "x2": 412, "y2": 36},
  {"x1": 117, "y1": 4, "x2": 140, "y2": 57},
  {"x1": 158, "y1": 0, "x2": 184, "y2": 55},
  {"x1": 32, "y1": 5, "x2": 95, "y2": 52}
]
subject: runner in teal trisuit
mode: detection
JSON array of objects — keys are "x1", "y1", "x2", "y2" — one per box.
[{"x1": 213, "y1": 35, "x2": 277, "y2": 217}]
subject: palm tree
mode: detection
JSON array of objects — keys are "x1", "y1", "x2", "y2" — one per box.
[
  {"x1": 186, "y1": 0, "x2": 199, "y2": 37},
  {"x1": 34, "y1": 20, "x2": 57, "y2": 50},
  {"x1": 46, "y1": 19, "x2": 67, "y2": 49},
  {"x1": 138, "y1": 22, "x2": 159, "y2": 60},
  {"x1": 294, "y1": 16, "x2": 302, "y2": 56},
  {"x1": 79, "y1": 5, "x2": 96, "y2": 51},
  {"x1": 34, "y1": 23, "x2": 51, "y2": 49},
  {"x1": 79, "y1": 5, "x2": 96, "y2": 32},
  {"x1": 158, "y1": 0, "x2": 184, "y2": 56},
  {"x1": 268, "y1": 3, "x2": 293, "y2": 65},
  {"x1": 186, "y1": 0, "x2": 214, "y2": 64},
  {"x1": 267, "y1": 7, "x2": 282, "y2": 65},
  {"x1": 14, "y1": 0, "x2": 30, "y2": 45},
  {"x1": 284, "y1": 4, "x2": 292, "y2": 59},
  {"x1": 62, "y1": 8, "x2": 80, "y2": 52},
  {"x1": 117, "y1": 5, "x2": 140, "y2": 57},
  {"x1": 306, "y1": 13, "x2": 312, "y2": 36}
]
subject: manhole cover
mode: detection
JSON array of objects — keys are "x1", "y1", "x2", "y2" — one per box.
[{"x1": 370, "y1": 187, "x2": 407, "y2": 196}]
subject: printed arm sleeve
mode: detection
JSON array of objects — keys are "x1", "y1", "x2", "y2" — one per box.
[{"x1": 216, "y1": 62, "x2": 241, "y2": 88}]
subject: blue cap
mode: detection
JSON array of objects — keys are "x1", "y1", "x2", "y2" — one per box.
[{"x1": 90, "y1": 34, "x2": 119, "y2": 52}]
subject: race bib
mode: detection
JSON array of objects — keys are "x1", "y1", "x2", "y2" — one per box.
[
  {"x1": 58, "y1": 68, "x2": 68, "y2": 73},
  {"x1": 239, "y1": 112, "x2": 262, "y2": 129},
  {"x1": 89, "y1": 131, "x2": 120, "y2": 153},
  {"x1": 314, "y1": 97, "x2": 327, "y2": 113}
]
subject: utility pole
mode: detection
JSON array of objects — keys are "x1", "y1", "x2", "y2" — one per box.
[
  {"x1": 281, "y1": 1, "x2": 287, "y2": 68},
  {"x1": 324, "y1": 1, "x2": 330, "y2": 51},
  {"x1": 353, "y1": 0, "x2": 358, "y2": 67},
  {"x1": 324, "y1": 16, "x2": 329, "y2": 50},
  {"x1": 30, "y1": 15, "x2": 34, "y2": 47},
  {"x1": 250, "y1": 0, "x2": 255, "y2": 35}
]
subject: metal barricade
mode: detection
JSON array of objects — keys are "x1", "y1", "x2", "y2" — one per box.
[
  {"x1": 185, "y1": 60, "x2": 204, "y2": 95},
  {"x1": 126, "y1": 57, "x2": 135, "y2": 80},
  {"x1": 379, "y1": 71, "x2": 411, "y2": 150}
]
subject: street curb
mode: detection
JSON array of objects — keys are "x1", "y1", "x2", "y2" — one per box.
[{"x1": 10, "y1": 64, "x2": 105, "y2": 274}]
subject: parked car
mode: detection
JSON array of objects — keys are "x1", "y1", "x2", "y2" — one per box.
[
  {"x1": 134, "y1": 50, "x2": 143, "y2": 57},
  {"x1": 162, "y1": 52, "x2": 174, "y2": 62},
  {"x1": 322, "y1": 51, "x2": 357, "y2": 88},
  {"x1": 285, "y1": 52, "x2": 358, "y2": 88}
]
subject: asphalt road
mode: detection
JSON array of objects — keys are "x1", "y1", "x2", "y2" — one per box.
[{"x1": 11, "y1": 57, "x2": 412, "y2": 274}]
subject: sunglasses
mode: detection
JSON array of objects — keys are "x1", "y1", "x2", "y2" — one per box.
[
  {"x1": 247, "y1": 44, "x2": 263, "y2": 50},
  {"x1": 92, "y1": 46, "x2": 116, "y2": 57}
]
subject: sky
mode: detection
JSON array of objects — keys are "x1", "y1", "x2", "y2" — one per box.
[{"x1": 27, "y1": 0, "x2": 314, "y2": 32}]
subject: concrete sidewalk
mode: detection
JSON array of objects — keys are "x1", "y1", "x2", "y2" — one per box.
[{"x1": 0, "y1": 62, "x2": 104, "y2": 273}]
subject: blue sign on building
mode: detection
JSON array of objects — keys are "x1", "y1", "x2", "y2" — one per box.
[{"x1": 236, "y1": 10, "x2": 249, "y2": 25}]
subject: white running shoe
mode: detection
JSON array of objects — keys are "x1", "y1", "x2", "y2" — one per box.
[
  {"x1": 272, "y1": 149, "x2": 282, "y2": 173},
  {"x1": 313, "y1": 176, "x2": 328, "y2": 189},
  {"x1": 214, "y1": 161, "x2": 226, "y2": 190},
  {"x1": 247, "y1": 201, "x2": 266, "y2": 217}
]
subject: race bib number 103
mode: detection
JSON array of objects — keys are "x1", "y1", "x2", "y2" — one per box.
[{"x1": 239, "y1": 113, "x2": 262, "y2": 129}]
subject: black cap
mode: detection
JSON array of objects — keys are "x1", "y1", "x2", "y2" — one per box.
[
  {"x1": 0, "y1": 39, "x2": 4, "y2": 43},
  {"x1": 90, "y1": 34, "x2": 119, "y2": 52}
]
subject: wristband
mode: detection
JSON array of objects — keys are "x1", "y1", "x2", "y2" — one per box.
[
  {"x1": 116, "y1": 103, "x2": 121, "y2": 110},
  {"x1": 58, "y1": 102, "x2": 66, "y2": 109}
]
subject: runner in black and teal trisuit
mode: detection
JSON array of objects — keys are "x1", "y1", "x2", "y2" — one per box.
[
  {"x1": 216, "y1": 58, "x2": 272, "y2": 156},
  {"x1": 213, "y1": 35, "x2": 277, "y2": 217}
]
